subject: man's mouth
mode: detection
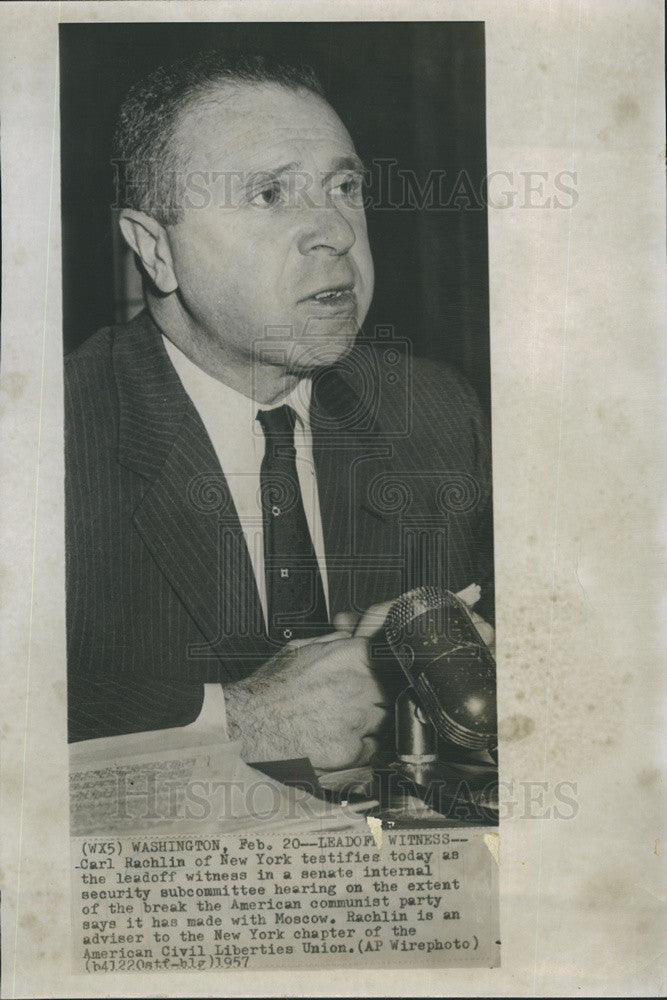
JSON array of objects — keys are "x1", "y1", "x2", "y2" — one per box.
[
  {"x1": 301, "y1": 284, "x2": 357, "y2": 312},
  {"x1": 312, "y1": 288, "x2": 350, "y2": 302}
]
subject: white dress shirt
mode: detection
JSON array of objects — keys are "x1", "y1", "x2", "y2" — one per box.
[{"x1": 163, "y1": 335, "x2": 330, "y2": 627}]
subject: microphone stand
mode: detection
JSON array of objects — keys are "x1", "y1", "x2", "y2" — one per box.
[{"x1": 370, "y1": 688, "x2": 499, "y2": 826}]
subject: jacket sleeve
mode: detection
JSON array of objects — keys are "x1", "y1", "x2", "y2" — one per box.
[
  {"x1": 64, "y1": 331, "x2": 207, "y2": 742},
  {"x1": 67, "y1": 671, "x2": 205, "y2": 743}
]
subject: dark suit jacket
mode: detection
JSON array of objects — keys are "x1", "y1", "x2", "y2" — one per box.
[{"x1": 65, "y1": 311, "x2": 492, "y2": 741}]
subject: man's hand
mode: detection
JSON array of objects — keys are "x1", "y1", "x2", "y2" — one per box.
[{"x1": 223, "y1": 635, "x2": 387, "y2": 770}]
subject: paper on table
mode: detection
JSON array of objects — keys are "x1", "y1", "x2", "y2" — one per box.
[{"x1": 69, "y1": 687, "x2": 367, "y2": 838}]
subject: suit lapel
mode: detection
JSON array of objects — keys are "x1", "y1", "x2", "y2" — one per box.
[
  {"x1": 311, "y1": 363, "x2": 403, "y2": 618},
  {"x1": 113, "y1": 313, "x2": 269, "y2": 676},
  {"x1": 113, "y1": 317, "x2": 408, "y2": 649}
]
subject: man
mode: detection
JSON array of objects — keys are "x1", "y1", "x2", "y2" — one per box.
[{"x1": 66, "y1": 51, "x2": 492, "y2": 769}]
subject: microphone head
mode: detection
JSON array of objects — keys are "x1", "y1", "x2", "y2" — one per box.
[{"x1": 384, "y1": 586, "x2": 497, "y2": 751}]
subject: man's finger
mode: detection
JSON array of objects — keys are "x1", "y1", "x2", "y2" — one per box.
[
  {"x1": 468, "y1": 610, "x2": 495, "y2": 648},
  {"x1": 288, "y1": 630, "x2": 351, "y2": 649},
  {"x1": 352, "y1": 736, "x2": 380, "y2": 766},
  {"x1": 353, "y1": 600, "x2": 394, "y2": 638},
  {"x1": 332, "y1": 611, "x2": 359, "y2": 634}
]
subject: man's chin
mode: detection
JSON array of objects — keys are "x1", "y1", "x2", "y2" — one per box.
[
  {"x1": 273, "y1": 323, "x2": 359, "y2": 374},
  {"x1": 289, "y1": 341, "x2": 357, "y2": 374}
]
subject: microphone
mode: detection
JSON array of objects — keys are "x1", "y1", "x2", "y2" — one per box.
[{"x1": 384, "y1": 586, "x2": 497, "y2": 751}]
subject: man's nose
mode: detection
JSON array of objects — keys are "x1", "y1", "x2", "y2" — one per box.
[{"x1": 297, "y1": 200, "x2": 356, "y2": 257}]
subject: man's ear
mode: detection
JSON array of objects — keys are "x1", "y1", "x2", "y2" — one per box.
[{"x1": 118, "y1": 209, "x2": 178, "y2": 295}]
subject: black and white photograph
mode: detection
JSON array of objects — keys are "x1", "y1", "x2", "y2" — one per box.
[
  {"x1": 62, "y1": 21, "x2": 498, "y2": 828},
  {"x1": 56, "y1": 20, "x2": 503, "y2": 976},
  {"x1": 0, "y1": 1, "x2": 664, "y2": 996}
]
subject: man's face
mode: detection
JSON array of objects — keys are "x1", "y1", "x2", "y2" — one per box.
[{"x1": 163, "y1": 82, "x2": 374, "y2": 379}]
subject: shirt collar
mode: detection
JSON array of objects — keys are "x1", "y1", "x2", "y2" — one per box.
[{"x1": 162, "y1": 335, "x2": 313, "y2": 432}]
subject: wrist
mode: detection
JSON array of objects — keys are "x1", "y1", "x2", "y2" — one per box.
[{"x1": 222, "y1": 682, "x2": 252, "y2": 755}]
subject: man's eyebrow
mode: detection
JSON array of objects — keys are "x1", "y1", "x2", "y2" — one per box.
[
  {"x1": 322, "y1": 155, "x2": 367, "y2": 180},
  {"x1": 248, "y1": 161, "x2": 301, "y2": 181},
  {"x1": 244, "y1": 155, "x2": 367, "y2": 184},
  {"x1": 237, "y1": 162, "x2": 301, "y2": 189}
]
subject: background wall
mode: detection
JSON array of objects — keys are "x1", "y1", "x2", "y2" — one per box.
[{"x1": 59, "y1": 21, "x2": 490, "y2": 411}]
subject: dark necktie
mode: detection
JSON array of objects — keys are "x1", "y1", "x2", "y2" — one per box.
[{"x1": 256, "y1": 404, "x2": 330, "y2": 645}]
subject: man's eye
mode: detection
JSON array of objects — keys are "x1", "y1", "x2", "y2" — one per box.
[
  {"x1": 330, "y1": 173, "x2": 364, "y2": 205},
  {"x1": 249, "y1": 182, "x2": 283, "y2": 208}
]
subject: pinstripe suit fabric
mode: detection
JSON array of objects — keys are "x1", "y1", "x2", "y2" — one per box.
[{"x1": 65, "y1": 311, "x2": 492, "y2": 741}]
